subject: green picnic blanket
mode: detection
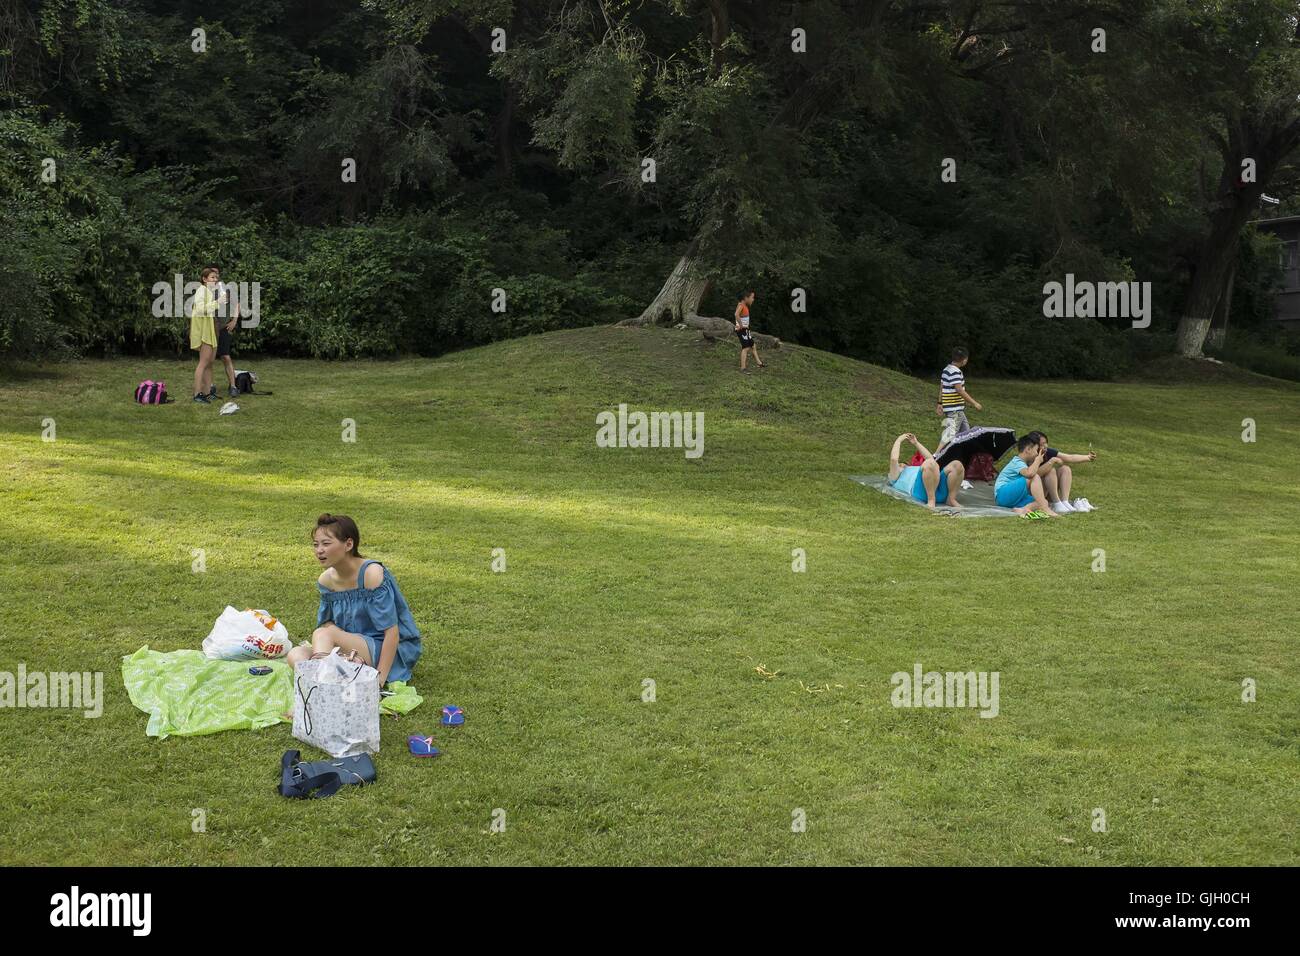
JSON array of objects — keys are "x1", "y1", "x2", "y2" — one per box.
[{"x1": 121, "y1": 646, "x2": 424, "y2": 738}]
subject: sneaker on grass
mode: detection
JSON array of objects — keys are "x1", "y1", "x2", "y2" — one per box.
[
  {"x1": 1052, "y1": 500, "x2": 1075, "y2": 514},
  {"x1": 1072, "y1": 498, "x2": 1095, "y2": 512},
  {"x1": 193, "y1": 393, "x2": 210, "y2": 404}
]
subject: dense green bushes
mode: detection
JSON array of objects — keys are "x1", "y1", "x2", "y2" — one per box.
[
  {"x1": 0, "y1": 109, "x2": 625, "y2": 361},
  {"x1": 4, "y1": 0, "x2": 1299, "y2": 383},
  {"x1": 0, "y1": 97, "x2": 1279, "y2": 380}
]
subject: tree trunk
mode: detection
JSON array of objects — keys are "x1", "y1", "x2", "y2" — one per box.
[
  {"x1": 707, "y1": 0, "x2": 729, "y2": 78},
  {"x1": 625, "y1": 0, "x2": 865, "y2": 332},
  {"x1": 1176, "y1": 195, "x2": 1256, "y2": 357},
  {"x1": 1205, "y1": 261, "x2": 1235, "y2": 352},
  {"x1": 1178, "y1": 109, "x2": 1300, "y2": 356},
  {"x1": 622, "y1": 241, "x2": 712, "y2": 326}
]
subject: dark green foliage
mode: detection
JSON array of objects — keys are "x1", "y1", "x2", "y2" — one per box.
[{"x1": 4, "y1": 0, "x2": 1300, "y2": 379}]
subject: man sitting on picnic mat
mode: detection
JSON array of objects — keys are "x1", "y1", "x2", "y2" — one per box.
[{"x1": 887, "y1": 432, "x2": 965, "y2": 510}]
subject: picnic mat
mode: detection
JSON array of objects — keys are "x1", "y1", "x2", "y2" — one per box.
[
  {"x1": 121, "y1": 646, "x2": 423, "y2": 738},
  {"x1": 851, "y1": 475, "x2": 1022, "y2": 518}
]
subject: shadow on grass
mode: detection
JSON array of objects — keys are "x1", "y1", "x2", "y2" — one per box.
[{"x1": 0, "y1": 365, "x2": 64, "y2": 384}]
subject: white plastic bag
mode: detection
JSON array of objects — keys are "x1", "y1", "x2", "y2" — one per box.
[
  {"x1": 292, "y1": 649, "x2": 381, "y2": 757},
  {"x1": 201, "y1": 606, "x2": 290, "y2": 660}
]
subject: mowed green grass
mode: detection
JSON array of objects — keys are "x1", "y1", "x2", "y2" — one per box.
[{"x1": 0, "y1": 326, "x2": 1297, "y2": 865}]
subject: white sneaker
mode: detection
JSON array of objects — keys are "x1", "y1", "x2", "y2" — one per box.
[
  {"x1": 1072, "y1": 498, "x2": 1094, "y2": 512},
  {"x1": 1052, "y1": 500, "x2": 1075, "y2": 514}
]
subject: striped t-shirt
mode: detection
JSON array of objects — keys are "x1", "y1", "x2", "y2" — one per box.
[{"x1": 940, "y1": 363, "x2": 965, "y2": 412}]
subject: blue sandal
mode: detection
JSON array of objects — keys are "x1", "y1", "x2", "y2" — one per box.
[
  {"x1": 408, "y1": 734, "x2": 440, "y2": 757},
  {"x1": 441, "y1": 705, "x2": 465, "y2": 726}
]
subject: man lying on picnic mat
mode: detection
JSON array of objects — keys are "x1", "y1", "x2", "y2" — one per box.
[{"x1": 888, "y1": 432, "x2": 965, "y2": 510}]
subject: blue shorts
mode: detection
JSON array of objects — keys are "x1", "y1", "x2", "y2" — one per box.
[
  {"x1": 995, "y1": 476, "x2": 1034, "y2": 509},
  {"x1": 894, "y1": 465, "x2": 948, "y2": 504}
]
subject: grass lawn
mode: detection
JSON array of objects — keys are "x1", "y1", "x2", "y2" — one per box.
[{"x1": 1, "y1": 326, "x2": 1297, "y2": 865}]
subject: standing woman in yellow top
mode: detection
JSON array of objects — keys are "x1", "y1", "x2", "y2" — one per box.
[{"x1": 190, "y1": 267, "x2": 225, "y2": 403}]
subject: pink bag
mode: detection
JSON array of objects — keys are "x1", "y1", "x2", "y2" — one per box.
[{"x1": 134, "y1": 380, "x2": 171, "y2": 404}]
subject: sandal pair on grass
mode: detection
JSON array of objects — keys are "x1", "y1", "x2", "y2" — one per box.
[{"x1": 407, "y1": 705, "x2": 466, "y2": 757}]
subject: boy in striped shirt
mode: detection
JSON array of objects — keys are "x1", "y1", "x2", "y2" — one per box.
[{"x1": 937, "y1": 347, "x2": 982, "y2": 446}]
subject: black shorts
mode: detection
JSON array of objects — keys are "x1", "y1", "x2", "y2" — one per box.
[
  {"x1": 216, "y1": 327, "x2": 234, "y2": 359},
  {"x1": 736, "y1": 328, "x2": 754, "y2": 348}
]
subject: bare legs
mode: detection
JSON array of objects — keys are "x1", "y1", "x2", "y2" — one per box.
[
  {"x1": 920, "y1": 458, "x2": 941, "y2": 507},
  {"x1": 942, "y1": 460, "x2": 965, "y2": 509},
  {"x1": 1042, "y1": 461, "x2": 1075, "y2": 505},
  {"x1": 1014, "y1": 474, "x2": 1059, "y2": 517},
  {"x1": 193, "y1": 344, "x2": 214, "y2": 398},
  {"x1": 284, "y1": 623, "x2": 373, "y2": 670}
]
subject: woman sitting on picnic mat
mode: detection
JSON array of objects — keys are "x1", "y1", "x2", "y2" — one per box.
[
  {"x1": 888, "y1": 432, "x2": 965, "y2": 509},
  {"x1": 1024, "y1": 430, "x2": 1098, "y2": 513},
  {"x1": 285, "y1": 514, "x2": 423, "y2": 686}
]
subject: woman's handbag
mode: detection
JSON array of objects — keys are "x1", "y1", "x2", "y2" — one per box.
[{"x1": 278, "y1": 749, "x2": 377, "y2": 799}]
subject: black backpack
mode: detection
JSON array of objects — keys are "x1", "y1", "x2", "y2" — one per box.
[{"x1": 234, "y1": 370, "x2": 271, "y2": 395}]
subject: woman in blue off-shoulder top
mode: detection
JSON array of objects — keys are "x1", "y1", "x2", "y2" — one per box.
[{"x1": 285, "y1": 513, "x2": 422, "y2": 685}]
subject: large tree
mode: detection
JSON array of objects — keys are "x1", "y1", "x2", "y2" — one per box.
[
  {"x1": 1166, "y1": 0, "x2": 1300, "y2": 357},
  {"x1": 485, "y1": 0, "x2": 891, "y2": 326},
  {"x1": 493, "y1": 0, "x2": 1190, "y2": 331}
]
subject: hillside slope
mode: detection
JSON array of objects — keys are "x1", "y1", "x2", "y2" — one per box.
[{"x1": 0, "y1": 326, "x2": 1297, "y2": 865}]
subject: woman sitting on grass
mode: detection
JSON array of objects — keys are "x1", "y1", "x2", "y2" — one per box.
[
  {"x1": 888, "y1": 432, "x2": 965, "y2": 510},
  {"x1": 285, "y1": 514, "x2": 423, "y2": 686}
]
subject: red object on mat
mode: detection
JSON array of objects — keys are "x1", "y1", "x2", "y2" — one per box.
[{"x1": 966, "y1": 452, "x2": 995, "y2": 482}]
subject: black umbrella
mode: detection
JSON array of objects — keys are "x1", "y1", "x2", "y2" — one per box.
[{"x1": 934, "y1": 426, "x2": 1017, "y2": 469}]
